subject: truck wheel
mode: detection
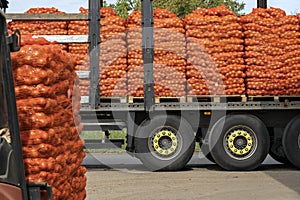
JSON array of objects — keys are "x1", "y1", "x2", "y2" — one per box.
[
  {"x1": 282, "y1": 115, "x2": 300, "y2": 169},
  {"x1": 209, "y1": 114, "x2": 270, "y2": 171},
  {"x1": 134, "y1": 115, "x2": 195, "y2": 171}
]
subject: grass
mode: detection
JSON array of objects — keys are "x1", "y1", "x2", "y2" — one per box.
[
  {"x1": 80, "y1": 131, "x2": 102, "y2": 140},
  {"x1": 195, "y1": 142, "x2": 201, "y2": 152},
  {"x1": 80, "y1": 130, "x2": 126, "y2": 140},
  {"x1": 80, "y1": 130, "x2": 127, "y2": 153}
]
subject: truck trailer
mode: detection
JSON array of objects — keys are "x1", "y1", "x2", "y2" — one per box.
[{"x1": 5, "y1": 0, "x2": 300, "y2": 171}]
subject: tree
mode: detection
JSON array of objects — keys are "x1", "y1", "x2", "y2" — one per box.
[
  {"x1": 115, "y1": 0, "x2": 132, "y2": 19},
  {"x1": 103, "y1": 0, "x2": 246, "y2": 18},
  {"x1": 103, "y1": 0, "x2": 115, "y2": 9},
  {"x1": 103, "y1": 0, "x2": 141, "y2": 19},
  {"x1": 128, "y1": 0, "x2": 141, "y2": 10},
  {"x1": 152, "y1": 0, "x2": 246, "y2": 18}
]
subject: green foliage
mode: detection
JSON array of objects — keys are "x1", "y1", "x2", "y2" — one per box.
[
  {"x1": 103, "y1": 0, "x2": 141, "y2": 19},
  {"x1": 116, "y1": 0, "x2": 132, "y2": 19},
  {"x1": 103, "y1": 0, "x2": 115, "y2": 9},
  {"x1": 128, "y1": 0, "x2": 141, "y2": 10},
  {"x1": 103, "y1": 0, "x2": 245, "y2": 18},
  {"x1": 152, "y1": 0, "x2": 246, "y2": 18}
]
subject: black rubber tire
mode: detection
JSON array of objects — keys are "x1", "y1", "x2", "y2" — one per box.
[
  {"x1": 209, "y1": 114, "x2": 270, "y2": 171},
  {"x1": 204, "y1": 152, "x2": 215, "y2": 163},
  {"x1": 134, "y1": 115, "x2": 195, "y2": 171},
  {"x1": 282, "y1": 115, "x2": 300, "y2": 169},
  {"x1": 200, "y1": 143, "x2": 215, "y2": 163}
]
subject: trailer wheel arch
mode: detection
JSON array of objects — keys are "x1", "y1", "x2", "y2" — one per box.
[{"x1": 208, "y1": 114, "x2": 270, "y2": 170}]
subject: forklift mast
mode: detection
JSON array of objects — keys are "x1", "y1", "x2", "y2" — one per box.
[
  {"x1": 0, "y1": 2, "x2": 52, "y2": 200},
  {"x1": 0, "y1": 6, "x2": 28, "y2": 200},
  {"x1": 0, "y1": 0, "x2": 8, "y2": 12}
]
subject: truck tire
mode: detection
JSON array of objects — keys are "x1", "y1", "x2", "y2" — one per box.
[
  {"x1": 204, "y1": 152, "x2": 215, "y2": 163},
  {"x1": 209, "y1": 114, "x2": 270, "y2": 171},
  {"x1": 282, "y1": 115, "x2": 300, "y2": 169},
  {"x1": 200, "y1": 143, "x2": 215, "y2": 163},
  {"x1": 134, "y1": 115, "x2": 195, "y2": 171}
]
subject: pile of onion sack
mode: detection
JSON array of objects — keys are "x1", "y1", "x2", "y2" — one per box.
[
  {"x1": 69, "y1": 7, "x2": 127, "y2": 97},
  {"x1": 68, "y1": 43, "x2": 89, "y2": 71},
  {"x1": 242, "y1": 7, "x2": 300, "y2": 95},
  {"x1": 184, "y1": 5, "x2": 245, "y2": 95},
  {"x1": 8, "y1": 7, "x2": 67, "y2": 36},
  {"x1": 127, "y1": 8, "x2": 187, "y2": 97},
  {"x1": 99, "y1": 8, "x2": 127, "y2": 97},
  {"x1": 11, "y1": 36, "x2": 86, "y2": 200},
  {"x1": 68, "y1": 42, "x2": 90, "y2": 96},
  {"x1": 68, "y1": 7, "x2": 95, "y2": 71}
]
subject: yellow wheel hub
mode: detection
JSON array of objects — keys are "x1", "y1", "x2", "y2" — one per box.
[
  {"x1": 227, "y1": 130, "x2": 253, "y2": 156},
  {"x1": 152, "y1": 130, "x2": 178, "y2": 156}
]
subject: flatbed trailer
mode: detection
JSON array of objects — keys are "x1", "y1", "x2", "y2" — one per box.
[
  {"x1": 78, "y1": 94, "x2": 300, "y2": 170},
  {"x1": 6, "y1": 0, "x2": 300, "y2": 171}
]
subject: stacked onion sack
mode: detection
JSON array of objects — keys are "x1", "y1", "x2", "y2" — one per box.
[
  {"x1": 278, "y1": 10, "x2": 300, "y2": 94},
  {"x1": 184, "y1": 5, "x2": 245, "y2": 95},
  {"x1": 8, "y1": 7, "x2": 68, "y2": 51},
  {"x1": 99, "y1": 8, "x2": 127, "y2": 97},
  {"x1": 11, "y1": 37, "x2": 86, "y2": 200},
  {"x1": 69, "y1": 7, "x2": 127, "y2": 97},
  {"x1": 67, "y1": 7, "x2": 90, "y2": 96},
  {"x1": 242, "y1": 8, "x2": 300, "y2": 95},
  {"x1": 68, "y1": 42, "x2": 89, "y2": 96},
  {"x1": 67, "y1": 7, "x2": 90, "y2": 71},
  {"x1": 8, "y1": 7, "x2": 67, "y2": 35},
  {"x1": 127, "y1": 9, "x2": 187, "y2": 97}
]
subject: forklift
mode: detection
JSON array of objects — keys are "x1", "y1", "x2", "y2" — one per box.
[{"x1": 0, "y1": 0, "x2": 52, "y2": 199}]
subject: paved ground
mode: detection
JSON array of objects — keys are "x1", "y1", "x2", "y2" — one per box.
[
  {"x1": 82, "y1": 152, "x2": 280, "y2": 167},
  {"x1": 84, "y1": 153, "x2": 300, "y2": 200}
]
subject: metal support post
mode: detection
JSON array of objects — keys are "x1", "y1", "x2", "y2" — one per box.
[
  {"x1": 257, "y1": 0, "x2": 267, "y2": 8},
  {"x1": 88, "y1": 0, "x2": 101, "y2": 108},
  {"x1": 141, "y1": 0, "x2": 155, "y2": 112}
]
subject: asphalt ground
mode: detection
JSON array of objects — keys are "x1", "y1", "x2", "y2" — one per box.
[{"x1": 83, "y1": 153, "x2": 300, "y2": 200}]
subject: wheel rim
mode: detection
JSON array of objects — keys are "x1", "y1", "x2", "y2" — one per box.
[
  {"x1": 223, "y1": 125, "x2": 258, "y2": 160},
  {"x1": 148, "y1": 126, "x2": 182, "y2": 161}
]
